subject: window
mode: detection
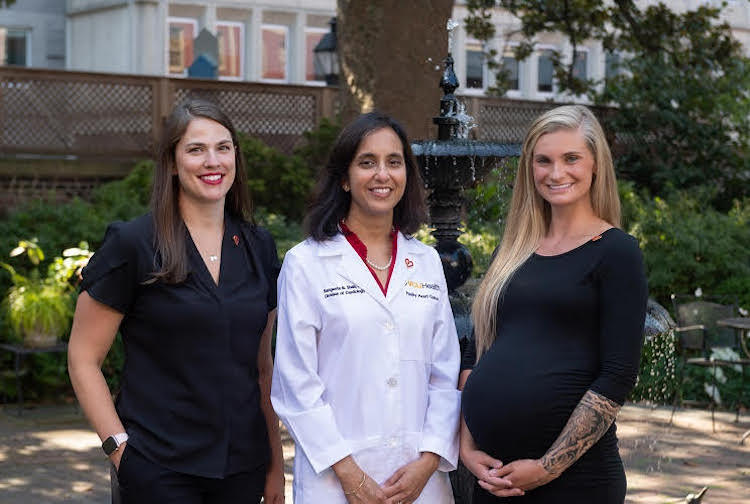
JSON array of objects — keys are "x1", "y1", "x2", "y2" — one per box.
[
  {"x1": 502, "y1": 53, "x2": 519, "y2": 91},
  {"x1": 305, "y1": 28, "x2": 327, "y2": 83},
  {"x1": 573, "y1": 50, "x2": 587, "y2": 81},
  {"x1": 262, "y1": 24, "x2": 288, "y2": 82},
  {"x1": 0, "y1": 28, "x2": 29, "y2": 66},
  {"x1": 465, "y1": 41, "x2": 485, "y2": 89},
  {"x1": 537, "y1": 49, "x2": 555, "y2": 93},
  {"x1": 217, "y1": 22, "x2": 243, "y2": 80},
  {"x1": 605, "y1": 51, "x2": 621, "y2": 82},
  {"x1": 168, "y1": 18, "x2": 197, "y2": 76}
]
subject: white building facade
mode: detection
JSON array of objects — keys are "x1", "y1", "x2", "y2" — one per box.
[
  {"x1": 1, "y1": 1, "x2": 749, "y2": 101},
  {"x1": 0, "y1": 0, "x2": 65, "y2": 68},
  {"x1": 450, "y1": 0, "x2": 750, "y2": 101},
  {"x1": 65, "y1": 0, "x2": 335, "y2": 84}
]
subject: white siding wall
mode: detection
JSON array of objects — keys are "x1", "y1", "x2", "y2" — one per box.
[
  {"x1": 5, "y1": 0, "x2": 749, "y2": 94},
  {"x1": 68, "y1": 5, "x2": 130, "y2": 73},
  {"x1": 0, "y1": 0, "x2": 66, "y2": 68}
]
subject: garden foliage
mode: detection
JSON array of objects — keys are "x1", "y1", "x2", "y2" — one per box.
[
  {"x1": 0, "y1": 118, "x2": 336, "y2": 400},
  {"x1": 1, "y1": 104, "x2": 747, "y2": 410},
  {"x1": 465, "y1": 0, "x2": 750, "y2": 204}
]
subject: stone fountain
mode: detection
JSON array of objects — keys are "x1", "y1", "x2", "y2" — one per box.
[
  {"x1": 411, "y1": 22, "x2": 519, "y2": 295},
  {"x1": 410, "y1": 21, "x2": 519, "y2": 345}
]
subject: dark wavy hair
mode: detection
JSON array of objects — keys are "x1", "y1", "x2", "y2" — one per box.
[
  {"x1": 151, "y1": 98, "x2": 253, "y2": 283},
  {"x1": 305, "y1": 112, "x2": 427, "y2": 241}
]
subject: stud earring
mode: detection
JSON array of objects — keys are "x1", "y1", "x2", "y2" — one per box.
[{"x1": 343, "y1": 184, "x2": 350, "y2": 192}]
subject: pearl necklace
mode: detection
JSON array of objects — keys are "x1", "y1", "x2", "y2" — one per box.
[
  {"x1": 338, "y1": 219, "x2": 394, "y2": 271},
  {"x1": 366, "y1": 255, "x2": 392, "y2": 271}
]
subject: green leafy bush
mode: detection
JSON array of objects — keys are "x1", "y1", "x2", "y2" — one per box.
[
  {"x1": 255, "y1": 209, "x2": 304, "y2": 260},
  {"x1": 241, "y1": 135, "x2": 312, "y2": 220},
  {"x1": 1, "y1": 239, "x2": 92, "y2": 346},
  {"x1": 242, "y1": 117, "x2": 340, "y2": 220},
  {"x1": 620, "y1": 182, "x2": 750, "y2": 309},
  {"x1": 464, "y1": 161, "x2": 516, "y2": 228},
  {"x1": 0, "y1": 118, "x2": 341, "y2": 401}
]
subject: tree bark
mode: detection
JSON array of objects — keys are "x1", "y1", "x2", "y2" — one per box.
[{"x1": 337, "y1": 0, "x2": 454, "y2": 140}]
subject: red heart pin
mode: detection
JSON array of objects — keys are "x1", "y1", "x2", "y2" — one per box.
[
  {"x1": 405, "y1": 258, "x2": 414, "y2": 268},
  {"x1": 233, "y1": 235, "x2": 240, "y2": 246}
]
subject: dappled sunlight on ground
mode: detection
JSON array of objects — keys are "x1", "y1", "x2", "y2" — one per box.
[
  {"x1": 0, "y1": 405, "x2": 110, "y2": 503},
  {"x1": 620, "y1": 404, "x2": 750, "y2": 503},
  {"x1": 0, "y1": 403, "x2": 747, "y2": 503}
]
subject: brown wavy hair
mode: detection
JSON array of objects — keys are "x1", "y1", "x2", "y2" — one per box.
[{"x1": 151, "y1": 98, "x2": 253, "y2": 283}]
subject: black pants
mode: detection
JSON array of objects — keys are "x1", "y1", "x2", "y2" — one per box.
[{"x1": 115, "y1": 445, "x2": 265, "y2": 504}]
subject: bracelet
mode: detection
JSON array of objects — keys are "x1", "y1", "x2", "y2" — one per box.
[{"x1": 343, "y1": 471, "x2": 366, "y2": 495}]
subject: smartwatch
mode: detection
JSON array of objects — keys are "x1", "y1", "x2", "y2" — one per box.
[{"x1": 102, "y1": 432, "x2": 129, "y2": 456}]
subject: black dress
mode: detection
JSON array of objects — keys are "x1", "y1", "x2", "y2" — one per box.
[
  {"x1": 461, "y1": 229, "x2": 647, "y2": 503},
  {"x1": 81, "y1": 213, "x2": 280, "y2": 479}
]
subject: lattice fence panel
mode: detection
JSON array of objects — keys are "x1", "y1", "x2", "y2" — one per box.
[
  {"x1": 173, "y1": 87, "x2": 318, "y2": 154},
  {"x1": 476, "y1": 100, "x2": 558, "y2": 144},
  {"x1": 477, "y1": 99, "x2": 621, "y2": 155},
  {"x1": 0, "y1": 77, "x2": 153, "y2": 156}
]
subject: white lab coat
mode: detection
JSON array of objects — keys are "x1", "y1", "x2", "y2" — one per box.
[{"x1": 271, "y1": 231, "x2": 460, "y2": 504}]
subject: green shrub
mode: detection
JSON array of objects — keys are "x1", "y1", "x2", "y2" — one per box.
[
  {"x1": 241, "y1": 117, "x2": 340, "y2": 221},
  {"x1": 255, "y1": 209, "x2": 304, "y2": 260},
  {"x1": 620, "y1": 182, "x2": 750, "y2": 309},
  {"x1": 0, "y1": 121, "x2": 339, "y2": 401},
  {"x1": 464, "y1": 162, "x2": 515, "y2": 228},
  {"x1": 294, "y1": 116, "x2": 341, "y2": 177},
  {"x1": 241, "y1": 135, "x2": 312, "y2": 220},
  {"x1": 458, "y1": 224, "x2": 501, "y2": 278}
]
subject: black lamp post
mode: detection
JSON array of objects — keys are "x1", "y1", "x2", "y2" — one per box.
[{"x1": 313, "y1": 17, "x2": 339, "y2": 86}]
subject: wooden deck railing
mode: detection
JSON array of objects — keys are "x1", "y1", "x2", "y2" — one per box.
[
  {"x1": 0, "y1": 67, "x2": 615, "y2": 161},
  {"x1": 0, "y1": 67, "x2": 339, "y2": 158}
]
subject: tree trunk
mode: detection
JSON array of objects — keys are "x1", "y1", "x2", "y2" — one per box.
[{"x1": 337, "y1": 0, "x2": 454, "y2": 140}]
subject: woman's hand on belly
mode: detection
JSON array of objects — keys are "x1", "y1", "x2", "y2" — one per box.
[
  {"x1": 463, "y1": 447, "x2": 523, "y2": 497},
  {"x1": 382, "y1": 452, "x2": 438, "y2": 504},
  {"x1": 460, "y1": 415, "x2": 523, "y2": 498},
  {"x1": 490, "y1": 459, "x2": 555, "y2": 492}
]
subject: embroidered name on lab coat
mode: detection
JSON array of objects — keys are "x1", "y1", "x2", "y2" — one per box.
[
  {"x1": 405, "y1": 280, "x2": 440, "y2": 301},
  {"x1": 323, "y1": 284, "x2": 365, "y2": 299}
]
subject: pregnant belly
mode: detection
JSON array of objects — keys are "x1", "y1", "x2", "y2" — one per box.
[{"x1": 462, "y1": 348, "x2": 594, "y2": 461}]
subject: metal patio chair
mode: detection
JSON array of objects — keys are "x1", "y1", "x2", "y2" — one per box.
[{"x1": 670, "y1": 293, "x2": 750, "y2": 431}]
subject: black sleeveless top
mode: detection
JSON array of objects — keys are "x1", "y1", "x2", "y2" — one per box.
[
  {"x1": 462, "y1": 229, "x2": 647, "y2": 503},
  {"x1": 81, "y1": 213, "x2": 280, "y2": 478}
]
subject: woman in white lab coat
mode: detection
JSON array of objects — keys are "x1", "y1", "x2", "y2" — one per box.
[{"x1": 271, "y1": 112, "x2": 460, "y2": 504}]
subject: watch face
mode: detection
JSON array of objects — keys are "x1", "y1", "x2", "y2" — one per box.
[{"x1": 102, "y1": 436, "x2": 118, "y2": 455}]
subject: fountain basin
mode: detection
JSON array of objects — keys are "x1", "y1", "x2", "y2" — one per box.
[{"x1": 411, "y1": 140, "x2": 520, "y2": 188}]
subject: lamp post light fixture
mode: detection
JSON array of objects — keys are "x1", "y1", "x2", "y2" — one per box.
[{"x1": 313, "y1": 17, "x2": 339, "y2": 86}]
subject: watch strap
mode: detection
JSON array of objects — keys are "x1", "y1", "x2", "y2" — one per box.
[{"x1": 102, "y1": 432, "x2": 129, "y2": 455}]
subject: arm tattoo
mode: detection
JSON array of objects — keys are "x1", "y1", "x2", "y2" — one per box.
[{"x1": 540, "y1": 390, "x2": 620, "y2": 475}]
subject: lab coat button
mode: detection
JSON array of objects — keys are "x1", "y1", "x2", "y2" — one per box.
[
  {"x1": 387, "y1": 377, "x2": 398, "y2": 387},
  {"x1": 384, "y1": 321, "x2": 394, "y2": 331}
]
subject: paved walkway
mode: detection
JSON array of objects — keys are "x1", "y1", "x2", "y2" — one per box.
[{"x1": 0, "y1": 403, "x2": 747, "y2": 503}]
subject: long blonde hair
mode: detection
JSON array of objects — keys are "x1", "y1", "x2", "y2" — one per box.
[{"x1": 471, "y1": 105, "x2": 621, "y2": 359}]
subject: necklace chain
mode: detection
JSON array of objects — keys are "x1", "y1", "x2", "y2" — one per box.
[{"x1": 366, "y1": 255, "x2": 393, "y2": 271}]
